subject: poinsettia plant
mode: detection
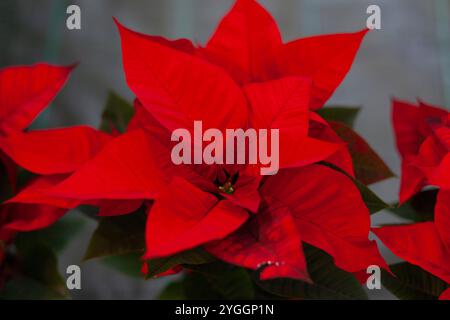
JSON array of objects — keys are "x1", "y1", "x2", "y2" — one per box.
[{"x1": 0, "y1": 0, "x2": 448, "y2": 300}]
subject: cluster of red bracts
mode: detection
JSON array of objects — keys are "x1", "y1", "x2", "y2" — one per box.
[
  {"x1": 0, "y1": 0, "x2": 448, "y2": 299},
  {"x1": 373, "y1": 100, "x2": 450, "y2": 300}
]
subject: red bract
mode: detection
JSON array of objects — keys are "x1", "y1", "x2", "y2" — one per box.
[
  {"x1": 374, "y1": 99, "x2": 450, "y2": 300},
  {"x1": 373, "y1": 190, "x2": 450, "y2": 299},
  {"x1": 441, "y1": 288, "x2": 450, "y2": 300},
  {"x1": 391, "y1": 99, "x2": 450, "y2": 203},
  {"x1": 207, "y1": 164, "x2": 387, "y2": 281},
  {"x1": 0, "y1": 64, "x2": 73, "y2": 136},
  {"x1": 0, "y1": 64, "x2": 112, "y2": 234},
  {"x1": 8, "y1": 0, "x2": 385, "y2": 282},
  {"x1": 201, "y1": 0, "x2": 367, "y2": 110}
]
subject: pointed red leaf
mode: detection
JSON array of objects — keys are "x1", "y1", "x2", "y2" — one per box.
[
  {"x1": 373, "y1": 223, "x2": 450, "y2": 283},
  {"x1": 392, "y1": 99, "x2": 423, "y2": 158},
  {"x1": 0, "y1": 126, "x2": 111, "y2": 175},
  {"x1": 0, "y1": 64, "x2": 74, "y2": 135},
  {"x1": 145, "y1": 177, "x2": 248, "y2": 259},
  {"x1": 204, "y1": 0, "x2": 282, "y2": 84},
  {"x1": 1, "y1": 204, "x2": 66, "y2": 232},
  {"x1": 206, "y1": 202, "x2": 310, "y2": 282},
  {"x1": 243, "y1": 77, "x2": 311, "y2": 135},
  {"x1": 115, "y1": 20, "x2": 248, "y2": 133},
  {"x1": 278, "y1": 30, "x2": 368, "y2": 109},
  {"x1": 262, "y1": 164, "x2": 388, "y2": 273},
  {"x1": 47, "y1": 128, "x2": 197, "y2": 201},
  {"x1": 6, "y1": 174, "x2": 78, "y2": 209},
  {"x1": 243, "y1": 77, "x2": 341, "y2": 171},
  {"x1": 279, "y1": 135, "x2": 343, "y2": 170},
  {"x1": 435, "y1": 190, "x2": 450, "y2": 251},
  {"x1": 399, "y1": 161, "x2": 427, "y2": 204},
  {"x1": 1, "y1": 175, "x2": 70, "y2": 232},
  {"x1": 309, "y1": 114, "x2": 354, "y2": 177},
  {"x1": 97, "y1": 200, "x2": 143, "y2": 217},
  {"x1": 424, "y1": 148, "x2": 450, "y2": 190}
]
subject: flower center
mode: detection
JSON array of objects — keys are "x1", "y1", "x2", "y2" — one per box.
[
  {"x1": 219, "y1": 181, "x2": 235, "y2": 195},
  {"x1": 216, "y1": 170, "x2": 239, "y2": 195}
]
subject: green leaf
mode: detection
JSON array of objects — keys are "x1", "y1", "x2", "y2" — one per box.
[
  {"x1": 320, "y1": 162, "x2": 389, "y2": 214},
  {"x1": 317, "y1": 106, "x2": 361, "y2": 128},
  {"x1": 100, "y1": 91, "x2": 134, "y2": 134},
  {"x1": 101, "y1": 252, "x2": 143, "y2": 278},
  {"x1": 158, "y1": 280, "x2": 187, "y2": 300},
  {"x1": 146, "y1": 248, "x2": 215, "y2": 278},
  {"x1": 84, "y1": 208, "x2": 146, "y2": 260},
  {"x1": 255, "y1": 244, "x2": 368, "y2": 300},
  {"x1": 187, "y1": 262, "x2": 255, "y2": 300},
  {"x1": 183, "y1": 272, "x2": 222, "y2": 300},
  {"x1": 2, "y1": 214, "x2": 84, "y2": 299},
  {"x1": 19, "y1": 244, "x2": 68, "y2": 297},
  {"x1": 382, "y1": 262, "x2": 448, "y2": 300},
  {"x1": 0, "y1": 276, "x2": 67, "y2": 300},
  {"x1": 15, "y1": 213, "x2": 86, "y2": 254},
  {"x1": 388, "y1": 189, "x2": 437, "y2": 222},
  {"x1": 330, "y1": 121, "x2": 394, "y2": 185},
  {"x1": 1, "y1": 242, "x2": 69, "y2": 300}
]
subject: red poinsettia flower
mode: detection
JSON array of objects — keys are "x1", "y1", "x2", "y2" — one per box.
[
  {"x1": 373, "y1": 99, "x2": 450, "y2": 299},
  {"x1": 391, "y1": 99, "x2": 450, "y2": 203},
  {"x1": 8, "y1": 0, "x2": 386, "y2": 282}
]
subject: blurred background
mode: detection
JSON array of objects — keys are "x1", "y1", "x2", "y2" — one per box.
[{"x1": 0, "y1": 0, "x2": 449, "y2": 299}]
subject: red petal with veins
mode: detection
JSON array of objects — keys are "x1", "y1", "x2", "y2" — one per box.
[
  {"x1": 435, "y1": 190, "x2": 450, "y2": 251},
  {"x1": 116, "y1": 19, "x2": 248, "y2": 133},
  {"x1": 243, "y1": 77, "x2": 311, "y2": 135},
  {"x1": 0, "y1": 64, "x2": 74, "y2": 135},
  {"x1": 309, "y1": 115, "x2": 354, "y2": 177},
  {"x1": 427, "y1": 153, "x2": 450, "y2": 190},
  {"x1": 373, "y1": 223, "x2": 450, "y2": 284},
  {"x1": 206, "y1": 201, "x2": 310, "y2": 282},
  {"x1": 145, "y1": 177, "x2": 248, "y2": 259},
  {"x1": 244, "y1": 77, "x2": 341, "y2": 171},
  {"x1": 277, "y1": 30, "x2": 368, "y2": 109},
  {"x1": 279, "y1": 135, "x2": 343, "y2": 170},
  {"x1": 47, "y1": 128, "x2": 202, "y2": 201},
  {"x1": 1, "y1": 204, "x2": 66, "y2": 232},
  {"x1": 392, "y1": 99, "x2": 423, "y2": 158},
  {"x1": 399, "y1": 161, "x2": 427, "y2": 204},
  {"x1": 0, "y1": 126, "x2": 111, "y2": 175},
  {"x1": 262, "y1": 164, "x2": 387, "y2": 273},
  {"x1": 204, "y1": 0, "x2": 282, "y2": 84}
]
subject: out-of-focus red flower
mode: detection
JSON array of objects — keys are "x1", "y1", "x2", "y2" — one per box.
[
  {"x1": 8, "y1": 0, "x2": 386, "y2": 281},
  {"x1": 374, "y1": 99, "x2": 450, "y2": 298},
  {"x1": 391, "y1": 99, "x2": 450, "y2": 203}
]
